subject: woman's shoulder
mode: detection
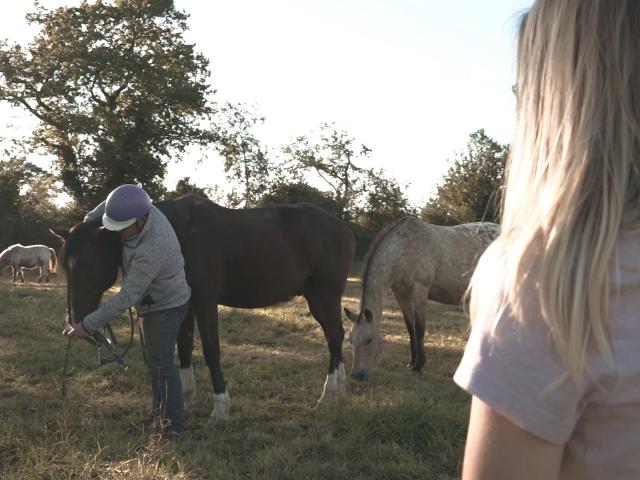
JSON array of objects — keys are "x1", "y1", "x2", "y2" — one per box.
[{"x1": 469, "y1": 241, "x2": 511, "y2": 318}]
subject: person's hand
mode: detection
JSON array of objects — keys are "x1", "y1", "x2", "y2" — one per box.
[{"x1": 71, "y1": 322, "x2": 89, "y2": 338}]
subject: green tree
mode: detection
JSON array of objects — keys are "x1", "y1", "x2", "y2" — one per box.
[
  {"x1": 0, "y1": 158, "x2": 32, "y2": 247},
  {"x1": 163, "y1": 176, "x2": 211, "y2": 201},
  {"x1": 214, "y1": 102, "x2": 270, "y2": 208},
  {"x1": 357, "y1": 172, "x2": 416, "y2": 232},
  {"x1": 0, "y1": 0, "x2": 215, "y2": 209},
  {"x1": 283, "y1": 123, "x2": 371, "y2": 221},
  {"x1": 258, "y1": 181, "x2": 340, "y2": 216},
  {"x1": 422, "y1": 129, "x2": 507, "y2": 225},
  {"x1": 15, "y1": 175, "x2": 65, "y2": 246},
  {"x1": 0, "y1": 157, "x2": 63, "y2": 248}
]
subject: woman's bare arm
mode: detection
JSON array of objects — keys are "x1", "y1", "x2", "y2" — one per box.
[{"x1": 461, "y1": 396, "x2": 564, "y2": 480}]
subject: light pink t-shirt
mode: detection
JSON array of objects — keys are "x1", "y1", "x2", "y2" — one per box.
[{"x1": 454, "y1": 229, "x2": 640, "y2": 479}]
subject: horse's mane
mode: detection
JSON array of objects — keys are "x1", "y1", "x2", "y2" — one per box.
[
  {"x1": 360, "y1": 216, "x2": 415, "y2": 305},
  {"x1": 59, "y1": 218, "x2": 103, "y2": 272}
]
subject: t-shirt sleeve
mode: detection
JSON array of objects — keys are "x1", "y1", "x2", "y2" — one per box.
[{"x1": 453, "y1": 246, "x2": 587, "y2": 444}]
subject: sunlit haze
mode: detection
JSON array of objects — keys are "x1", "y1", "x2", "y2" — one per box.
[{"x1": 0, "y1": 0, "x2": 534, "y2": 207}]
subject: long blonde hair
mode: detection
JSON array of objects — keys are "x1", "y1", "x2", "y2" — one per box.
[{"x1": 479, "y1": 0, "x2": 640, "y2": 384}]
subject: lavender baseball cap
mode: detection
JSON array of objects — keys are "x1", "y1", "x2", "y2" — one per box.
[{"x1": 102, "y1": 184, "x2": 152, "y2": 231}]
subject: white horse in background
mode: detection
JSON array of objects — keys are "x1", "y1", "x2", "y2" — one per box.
[
  {"x1": 0, "y1": 244, "x2": 58, "y2": 283},
  {"x1": 344, "y1": 217, "x2": 500, "y2": 380}
]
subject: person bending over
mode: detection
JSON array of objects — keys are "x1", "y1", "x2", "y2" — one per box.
[{"x1": 72, "y1": 184, "x2": 190, "y2": 438}]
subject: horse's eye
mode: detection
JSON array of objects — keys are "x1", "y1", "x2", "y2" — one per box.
[{"x1": 366, "y1": 338, "x2": 373, "y2": 346}]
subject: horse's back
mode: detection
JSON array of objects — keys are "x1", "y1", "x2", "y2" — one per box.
[
  {"x1": 157, "y1": 195, "x2": 355, "y2": 306},
  {"x1": 0, "y1": 244, "x2": 54, "y2": 268},
  {"x1": 1, "y1": 243, "x2": 49, "y2": 255},
  {"x1": 416, "y1": 220, "x2": 499, "y2": 301},
  {"x1": 419, "y1": 221, "x2": 498, "y2": 248},
  {"x1": 160, "y1": 195, "x2": 353, "y2": 256},
  {"x1": 365, "y1": 217, "x2": 498, "y2": 305}
]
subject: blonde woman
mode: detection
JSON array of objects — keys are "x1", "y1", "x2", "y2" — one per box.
[{"x1": 454, "y1": 1, "x2": 640, "y2": 479}]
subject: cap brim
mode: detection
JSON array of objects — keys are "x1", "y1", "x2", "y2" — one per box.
[{"x1": 102, "y1": 215, "x2": 136, "y2": 231}]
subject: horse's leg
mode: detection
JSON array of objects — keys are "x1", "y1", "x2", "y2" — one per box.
[
  {"x1": 37, "y1": 265, "x2": 44, "y2": 283},
  {"x1": 193, "y1": 297, "x2": 229, "y2": 421},
  {"x1": 411, "y1": 293, "x2": 429, "y2": 374},
  {"x1": 306, "y1": 291, "x2": 347, "y2": 404},
  {"x1": 18, "y1": 268, "x2": 25, "y2": 283},
  {"x1": 392, "y1": 286, "x2": 418, "y2": 370},
  {"x1": 11, "y1": 266, "x2": 16, "y2": 283},
  {"x1": 177, "y1": 305, "x2": 196, "y2": 410}
]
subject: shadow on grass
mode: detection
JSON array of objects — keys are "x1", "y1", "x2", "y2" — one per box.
[{"x1": 1, "y1": 279, "x2": 470, "y2": 480}]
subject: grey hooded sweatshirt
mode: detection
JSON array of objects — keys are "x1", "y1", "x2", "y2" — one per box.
[{"x1": 81, "y1": 202, "x2": 191, "y2": 332}]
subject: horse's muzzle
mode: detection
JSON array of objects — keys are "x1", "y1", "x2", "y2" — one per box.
[{"x1": 351, "y1": 370, "x2": 369, "y2": 381}]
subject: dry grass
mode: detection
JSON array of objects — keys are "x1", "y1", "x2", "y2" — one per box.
[{"x1": 0, "y1": 271, "x2": 471, "y2": 479}]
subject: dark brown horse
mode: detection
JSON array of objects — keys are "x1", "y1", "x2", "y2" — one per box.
[{"x1": 51, "y1": 195, "x2": 355, "y2": 420}]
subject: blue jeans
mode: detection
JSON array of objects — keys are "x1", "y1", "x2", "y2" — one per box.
[{"x1": 141, "y1": 301, "x2": 189, "y2": 432}]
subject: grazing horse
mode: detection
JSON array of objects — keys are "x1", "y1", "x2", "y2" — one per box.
[
  {"x1": 0, "y1": 244, "x2": 57, "y2": 283},
  {"x1": 344, "y1": 217, "x2": 499, "y2": 380},
  {"x1": 50, "y1": 194, "x2": 355, "y2": 420}
]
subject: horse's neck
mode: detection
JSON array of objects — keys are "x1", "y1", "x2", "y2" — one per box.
[
  {"x1": 361, "y1": 234, "x2": 400, "y2": 327},
  {"x1": 361, "y1": 279, "x2": 385, "y2": 330}
]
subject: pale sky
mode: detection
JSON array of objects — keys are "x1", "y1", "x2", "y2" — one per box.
[{"x1": 0, "y1": 0, "x2": 534, "y2": 207}]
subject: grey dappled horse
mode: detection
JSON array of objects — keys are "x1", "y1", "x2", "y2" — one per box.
[
  {"x1": 0, "y1": 244, "x2": 58, "y2": 283},
  {"x1": 344, "y1": 217, "x2": 500, "y2": 380}
]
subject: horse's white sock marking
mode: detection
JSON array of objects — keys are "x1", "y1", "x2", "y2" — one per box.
[
  {"x1": 211, "y1": 392, "x2": 230, "y2": 421},
  {"x1": 337, "y1": 362, "x2": 347, "y2": 394},
  {"x1": 180, "y1": 366, "x2": 196, "y2": 409},
  {"x1": 318, "y1": 369, "x2": 340, "y2": 404}
]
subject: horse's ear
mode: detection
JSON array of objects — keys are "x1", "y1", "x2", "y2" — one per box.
[
  {"x1": 344, "y1": 307, "x2": 358, "y2": 323},
  {"x1": 363, "y1": 309, "x2": 373, "y2": 323},
  {"x1": 49, "y1": 228, "x2": 69, "y2": 242}
]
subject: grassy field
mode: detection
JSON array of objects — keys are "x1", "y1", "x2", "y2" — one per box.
[{"x1": 0, "y1": 271, "x2": 471, "y2": 479}]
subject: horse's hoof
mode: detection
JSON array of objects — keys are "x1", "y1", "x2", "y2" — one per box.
[
  {"x1": 210, "y1": 392, "x2": 230, "y2": 422},
  {"x1": 183, "y1": 396, "x2": 194, "y2": 412},
  {"x1": 410, "y1": 365, "x2": 424, "y2": 375},
  {"x1": 316, "y1": 392, "x2": 337, "y2": 408},
  {"x1": 406, "y1": 362, "x2": 416, "y2": 370},
  {"x1": 316, "y1": 386, "x2": 344, "y2": 406},
  {"x1": 336, "y1": 363, "x2": 348, "y2": 395},
  {"x1": 180, "y1": 367, "x2": 196, "y2": 410},
  {"x1": 209, "y1": 413, "x2": 227, "y2": 424}
]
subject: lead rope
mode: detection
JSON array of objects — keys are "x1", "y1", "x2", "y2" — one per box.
[
  {"x1": 61, "y1": 335, "x2": 72, "y2": 399},
  {"x1": 138, "y1": 313, "x2": 148, "y2": 367}
]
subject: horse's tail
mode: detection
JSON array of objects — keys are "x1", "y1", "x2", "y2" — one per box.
[{"x1": 49, "y1": 248, "x2": 57, "y2": 273}]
